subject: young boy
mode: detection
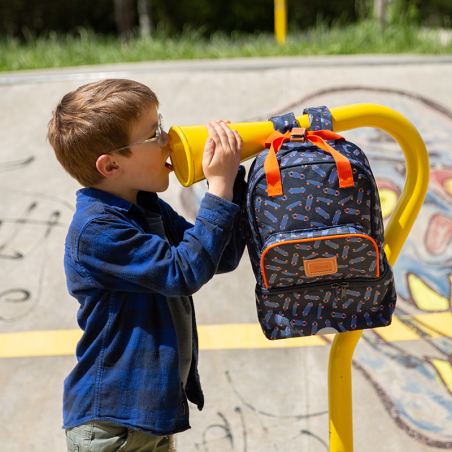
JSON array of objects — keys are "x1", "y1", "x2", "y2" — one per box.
[{"x1": 47, "y1": 78, "x2": 246, "y2": 451}]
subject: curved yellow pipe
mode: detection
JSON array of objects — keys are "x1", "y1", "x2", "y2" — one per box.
[{"x1": 327, "y1": 105, "x2": 429, "y2": 452}]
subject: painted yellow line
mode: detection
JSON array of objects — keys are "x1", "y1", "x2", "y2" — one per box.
[
  {"x1": 0, "y1": 324, "x2": 328, "y2": 358},
  {"x1": 197, "y1": 323, "x2": 328, "y2": 350},
  {"x1": 0, "y1": 329, "x2": 82, "y2": 358},
  {"x1": 0, "y1": 313, "x2": 450, "y2": 358}
]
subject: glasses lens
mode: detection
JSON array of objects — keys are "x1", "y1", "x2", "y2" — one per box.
[{"x1": 157, "y1": 114, "x2": 164, "y2": 147}]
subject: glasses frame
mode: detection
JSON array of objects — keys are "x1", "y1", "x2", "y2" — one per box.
[{"x1": 106, "y1": 113, "x2": 165, "y2": 154}]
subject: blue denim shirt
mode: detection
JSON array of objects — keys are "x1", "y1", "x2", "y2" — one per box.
[{"x1": 62, "y1": 177, "x2": 245, "y2": 436}]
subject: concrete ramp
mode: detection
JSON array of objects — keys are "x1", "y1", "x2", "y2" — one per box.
[{"x1": 1, "y1": 55, "x2": 452, "y2": 451}]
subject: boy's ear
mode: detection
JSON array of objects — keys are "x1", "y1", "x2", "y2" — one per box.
[{"x1": 96, "y1": 154, "x2": 123, "y2": 179}]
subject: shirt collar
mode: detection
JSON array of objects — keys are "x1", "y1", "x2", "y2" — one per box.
[{"x1": 77, "y1": 188, "x2": 159, "y2": 213}]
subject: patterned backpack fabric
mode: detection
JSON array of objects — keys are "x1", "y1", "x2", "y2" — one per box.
[{"x1": 244, "y1": 106, "x2": 397, "y2": 340}]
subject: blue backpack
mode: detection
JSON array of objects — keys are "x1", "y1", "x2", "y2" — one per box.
[{"x1": 244, "y1": 106, "x2": 397, "y2": 340}]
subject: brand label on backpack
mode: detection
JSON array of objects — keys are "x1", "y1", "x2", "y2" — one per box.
[{"x1": 304, "y1": 257, "x2": 337, "y2": 277}]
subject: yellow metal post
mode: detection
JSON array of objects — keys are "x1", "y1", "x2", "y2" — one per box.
[
  {"x1": 326, "y1": 104, "x2": 430, "y2": 451},
  {"x1": 274, "y1": 0, "x2": 287, "y2": 44}
]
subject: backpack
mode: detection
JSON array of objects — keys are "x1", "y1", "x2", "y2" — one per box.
[{"x1": 244, "y1": 106, "x2": 397, "y2": 340}]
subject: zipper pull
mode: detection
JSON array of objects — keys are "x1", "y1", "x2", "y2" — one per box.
[
  {"x1": 331, "y1": 283, "x2": 340, "y2": 301},
  {"x1": 340, "y1": 282, "x2": 349, "y2": 302},
  {"x1": 331, "y1": 282, "x2": 349, "y2": 302}
]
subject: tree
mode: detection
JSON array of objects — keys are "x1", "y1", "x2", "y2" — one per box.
[
  {"x1": 114, "y1": 0, "x2": 134, "y2": 37},
  {"x1": 137, "y1": 0, "x2": 152, "y2": 37},
  {"x1": 374, "y1": 0, "x2": 386, "y2": 27}
]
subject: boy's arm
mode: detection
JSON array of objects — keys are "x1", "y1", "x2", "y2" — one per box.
[
  {"x1": 202, "y1": 121, "x2": 246, "y2": 272},
  {"x1": 162, "y1": 165, "x2": 246, "y2": 274},
  {"x1": 74, "y1": 195, "x2": 240, "y2": 298},
  {"x1": 165, "y1": 121, "x2": 246, "y2": 273}
]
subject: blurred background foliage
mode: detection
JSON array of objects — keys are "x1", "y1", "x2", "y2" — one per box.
[{"x1": 0, "y1": 0, "x2": 451, "y2": 40}]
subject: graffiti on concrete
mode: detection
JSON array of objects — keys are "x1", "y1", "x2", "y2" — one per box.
[
  {"x1": 0, "y1": 159, "x2": 73, "y2": 322},
  {"x1": 176, "y1": 370, "x2": 328, "y2": 452}
]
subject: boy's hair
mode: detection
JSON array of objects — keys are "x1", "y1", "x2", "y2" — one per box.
[{"x1": 47, "y1": 79, "x2": 159, "y2": 187}]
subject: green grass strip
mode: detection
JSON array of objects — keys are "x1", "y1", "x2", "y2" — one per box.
[{"x1": 1, "y1": 21, "x2": 451, "y2": 72}]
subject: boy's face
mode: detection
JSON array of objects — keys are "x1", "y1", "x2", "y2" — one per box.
[{"x1": 117, "y1": 105, "x2": 172, "y2": 197}]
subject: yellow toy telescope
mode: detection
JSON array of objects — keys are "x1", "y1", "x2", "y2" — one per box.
[{"x1": 168, "y1": 119, "x2": 281, "y2": 187}]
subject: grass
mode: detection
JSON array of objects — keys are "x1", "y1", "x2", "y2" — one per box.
[{"x1": 1, "y1": 21, "x2": 451, "y2": 72}]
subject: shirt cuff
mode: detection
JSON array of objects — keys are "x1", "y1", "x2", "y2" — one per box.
[{"x1": 197, "y1": 192, "x2": 241, "y2": 227}]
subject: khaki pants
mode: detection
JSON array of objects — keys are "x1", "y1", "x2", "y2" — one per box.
[{"x1": 65, "y1": 420, "x2": 176, "y2": 452}]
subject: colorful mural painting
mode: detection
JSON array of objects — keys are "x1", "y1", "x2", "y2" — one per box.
[{"x1": 184, "y1": 87, "x2": 452, "y2": 449}]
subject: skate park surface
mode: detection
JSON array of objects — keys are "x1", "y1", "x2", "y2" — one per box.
[{"x1": 0, "y1": 54, "x2": 452, "y2": 451}]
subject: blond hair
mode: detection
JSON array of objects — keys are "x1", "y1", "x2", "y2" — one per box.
[{"x1": 47, "y1": 79, "x2": 159, "y2": 187}]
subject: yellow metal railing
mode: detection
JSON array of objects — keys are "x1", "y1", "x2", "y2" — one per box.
[
  {"x1": 168, "y1": 104, "x2": 429, "y2": 451},
  {"x1": 326, "y1": 104, "x2": 429, "y2": 452}
]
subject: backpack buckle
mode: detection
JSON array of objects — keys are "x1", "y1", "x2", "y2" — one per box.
[{"x1": 290, "y1": 127, "x2": 306, "y2": 142}]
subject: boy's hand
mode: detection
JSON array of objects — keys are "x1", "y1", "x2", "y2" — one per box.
[{"x1": 203, "y1": 121, "x2": 242, "y2": 202}]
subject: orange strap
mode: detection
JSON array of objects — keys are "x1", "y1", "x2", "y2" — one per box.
[
  {"x1": 264, "y1": 131, "x2": 291, "y2": 197},
  {"x1": 305, "y1": 131, "x2": 354, "y2": 188},
  {"x1": 263, "y1": 129, "x2": 354, "y2": 197}
]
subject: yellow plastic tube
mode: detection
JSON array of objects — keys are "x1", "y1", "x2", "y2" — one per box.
[{"x1": 168, "y1": 120, "x2": 277, "y2": 188}]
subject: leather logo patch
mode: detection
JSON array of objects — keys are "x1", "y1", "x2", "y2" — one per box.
[{"x1": 304, "y1": 257, "x2": 338, "y2": 277}]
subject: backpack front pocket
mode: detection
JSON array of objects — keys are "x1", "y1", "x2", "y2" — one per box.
[
  {"x1": 255, "y1": 264, "x2": 396, "y2": 340},
  {"x1": 261, "y1": 225, "x2": 379, "y2": 290}
]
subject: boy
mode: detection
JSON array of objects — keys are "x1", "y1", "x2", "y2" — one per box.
[{"x1": 47, "y1": 79, "x2": 246, "y2": 451}]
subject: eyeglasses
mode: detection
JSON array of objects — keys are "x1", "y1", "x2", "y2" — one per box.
[{"x1": 107, "y1": 113, "x2": 165, "y2": 154}]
